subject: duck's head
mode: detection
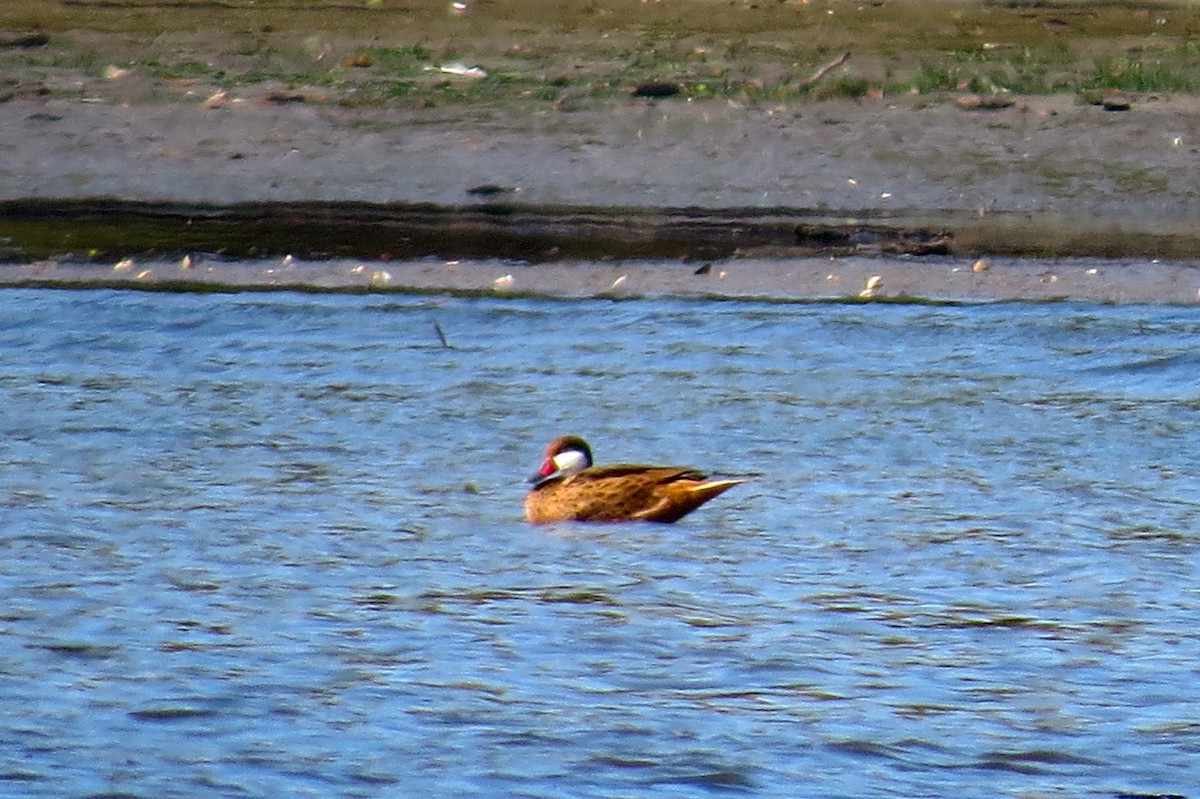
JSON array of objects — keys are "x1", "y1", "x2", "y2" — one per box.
[{"x1": 529, "y1": 435, "x2": 593, "y2": 486}]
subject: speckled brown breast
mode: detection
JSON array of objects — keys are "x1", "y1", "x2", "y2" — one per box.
[{"x1": 525, "y1": 464, "x2": 744, "y2": 524}]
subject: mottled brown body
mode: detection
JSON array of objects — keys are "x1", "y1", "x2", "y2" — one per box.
[{"x1": 524, "y1": 436, "x2": 745, "y2": 524}]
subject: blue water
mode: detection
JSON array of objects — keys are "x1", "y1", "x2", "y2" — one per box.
[{"x1": 2, "y1": 288, "x2": 1198, "y2": 799}]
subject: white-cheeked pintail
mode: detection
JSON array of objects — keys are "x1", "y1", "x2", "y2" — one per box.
[{"x1": 524, "y1": 435, "x2": 746, "y2": 524}]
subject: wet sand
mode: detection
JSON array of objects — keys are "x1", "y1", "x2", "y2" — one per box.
[
  {"x1": 3, "y1": 93, "x2": 1199, "y2": 223},
  {"x1": 10, "y1": 254, "x2": 1200, "y2": 306}
]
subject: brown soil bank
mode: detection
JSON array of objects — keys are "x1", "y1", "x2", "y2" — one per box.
[{"x1": 3, "y1": 0, "x2": 1200, "y2": 280}]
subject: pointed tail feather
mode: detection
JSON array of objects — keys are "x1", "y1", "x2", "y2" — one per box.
[
  {"x1": 673, "y1": 478, "x2": 749, "y2": 516},
  {"x1": 628, "y1": 478, "x2": 748, "y2": 523},
  {"x1": 687, "y1": 478, "x2": 748, "y2": 500}
]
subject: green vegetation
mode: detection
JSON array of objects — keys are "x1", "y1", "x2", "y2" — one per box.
[
  {"x1": 1084, "y1": 54, "x2": 1200, "y2": 92},
  {"x1": 2, "y1": 0, "x2": 1200, "y2": 108}
]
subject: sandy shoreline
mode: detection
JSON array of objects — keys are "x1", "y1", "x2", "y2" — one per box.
[
  {"x1": 4, "y1": 0, "x2": 1200, "y2": 303},
  {"x1": 5, "y1": 93, "x2": 1200, "y2": 303},
  {"x1": 3, "y1": 94, "x2": 1199, "y2": 220},
  {"x1": 7, "y1": 254, "x2": 1200, "y2": 306}
]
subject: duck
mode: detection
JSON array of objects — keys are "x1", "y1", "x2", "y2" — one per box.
[{"x1": 524, "y1": 435, "x2": 746, "y2": 524}]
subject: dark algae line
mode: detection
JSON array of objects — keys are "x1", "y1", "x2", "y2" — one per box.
[{"x1": 5, "y1": 200, "x2": 1200, "y2": 263}]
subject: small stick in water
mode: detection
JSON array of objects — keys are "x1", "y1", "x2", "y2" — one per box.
[{"x1": 432, "y1": 320, "x2": 450, "y2": 348}]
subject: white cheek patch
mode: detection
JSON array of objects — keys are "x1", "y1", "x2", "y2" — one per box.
[{"x1": 552, "y1": 450, "x2": 589, "y2": 473}]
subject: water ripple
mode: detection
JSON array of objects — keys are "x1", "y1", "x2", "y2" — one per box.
[{"x1": 0, "y1": 290, "x2": 1198, "y2": 798}]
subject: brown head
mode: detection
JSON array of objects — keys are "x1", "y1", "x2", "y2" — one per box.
[{"x1": 529, "y1": 435, "x2": 594, "y2": 487}]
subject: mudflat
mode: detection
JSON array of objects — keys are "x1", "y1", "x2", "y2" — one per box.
[{"x1": 3, "y1": 0, "x2": 1200, "y2": 300}]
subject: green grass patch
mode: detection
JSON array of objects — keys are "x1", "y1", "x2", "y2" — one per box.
[
  {"x1": 5, "y1": 0, "x2": 1200, "y2": 109},
  {"x1": 361, "y1": 45, "x2": 433, "y2": 77},
  {"x1": 1084, "y1": 55, "x2": 1200, "y2": 92},
  {"x1": 137, "y1": 59, "x2": 219, "y2": 80}
]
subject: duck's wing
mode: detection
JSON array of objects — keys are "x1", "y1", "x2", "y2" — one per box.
[
  {"x1": 629, "y1": 476, "x2": 748, "y2": 523},
  {"x1": 570, "y1": 465, "x2": 703, "y2": 483}
]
